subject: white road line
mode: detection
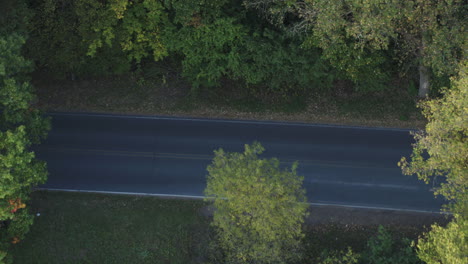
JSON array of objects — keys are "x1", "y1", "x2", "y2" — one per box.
[
  {"x1": 35, "y1": 188, "x2": 205, "y2": 200},
  {"x1": 35, "y1": 187, "x2": 445, "y2": 214},
  {"x1": 305, "y1": 179, "x2": 422, "y2": 190},
  {"x1": 36, "y1": 146, "x2": 398, "y2": 170},
  {"x1": 309, "y1": 201, "x2": 448, "y2": 214},
  {"x1": 48, "y1": 112, "x2": 415, "y2": 132}
]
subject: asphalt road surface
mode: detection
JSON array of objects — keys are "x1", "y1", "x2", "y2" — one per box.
[{"x1": 35, "y1": 112, "x2": 445, "y2": 213}]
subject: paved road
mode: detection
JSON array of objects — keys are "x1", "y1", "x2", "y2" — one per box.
[{"x1": 35, "y1": 112, "x2": 444, "y2": 212}]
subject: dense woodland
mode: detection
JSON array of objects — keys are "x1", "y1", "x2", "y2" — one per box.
[
  {"x1": 4, "y1": 0, "x2": 467, "y2": 96},
  {"x1": 0, "y1": 0, "x2": 467, "y2": 263}
]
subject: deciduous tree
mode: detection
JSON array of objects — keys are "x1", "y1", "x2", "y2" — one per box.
[
  {"x1": 245, "y1": 0, "x2": 466, "y2": 96},
  {"x1": 0, "y1": 19, "x2": 49, "y2": 263},
  {"x1": 416, "y1": 215, "x2": 467, "y2": 264},
  {"x1": 400, "y1": 62, "x2": 467, "y2": 264},
  {"x1": 76, "y1": 0, "x2": 168, "y2": 63},
  {"x1": 205, "y1": 142, "x2": 308, "y2": 263},
  {"x1": 399, "y1": 62, "x2": 467, "y2": 216}
]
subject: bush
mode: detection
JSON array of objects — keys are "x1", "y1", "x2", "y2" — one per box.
[
  {"x1": 360, "y1": 226, "x2": 421, "y2": 264},
  {"x1": 317, "y1": 248, "x2": 359, "y2": 264},
  {"x1": 416, "y1": 216, "x2": 467, "y2": 264}
]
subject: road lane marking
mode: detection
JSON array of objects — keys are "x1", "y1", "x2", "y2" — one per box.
[
  {"x1": 305, "y1": 179, "x2": 422, "y2": 190},
  {"x1": 37, "y1": 146, "x2": 421, "y2": 191},
  {"x1": 36, "y1": 146, "x2": 398, "y2": 170},
  {"x1": 35, "y1": 188, "x2": 445, "y2": 214}
]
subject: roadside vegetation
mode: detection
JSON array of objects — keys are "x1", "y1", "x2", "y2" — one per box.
[
  {"x1": 0, "y1": 3, "x2": 50, "y2": 262},
  {"x1": 205, "y1": 143, "x2": 309, "y2": 263},
  {"x1": 399, "y1": 63, "x2": 468, "y2": 264},
  {"x1": 18, "y1": 0, "x2": 465, "y2": 129},
  {"x1": 9, "y1": 191, "x2": 449, "y2": 264},
  {"x1": 1, "y1": 0, "x2": 466, "y2": 263},
  {"x1": 32, "y1": 70, "x2": 425, "y2": 129},
  {"x1": 10, "y1": 191, "x2": 209, "y2": 264}
]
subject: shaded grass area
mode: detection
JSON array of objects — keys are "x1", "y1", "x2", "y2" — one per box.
[
  {"x1": 11, "y1": 191, "x2": 447, "y2": 263},
  {"x1": 336, "y1": 91, "x2": 420, "y2": 122},
  {"x1": 11, "y1": 191, "x2": 211, "y2": 264},
  {"x1": 32, "y1": 67, "x2": 425, "y2": 129},
  {"x1": 304, "y1": 224, "x2": 423, "y2": 262}
]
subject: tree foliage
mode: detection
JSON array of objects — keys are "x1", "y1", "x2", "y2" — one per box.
[
  {"x1": 317, "y1": 248, "x2": 359, "y2": 264},
  {"x1": 399, "y1": 62, "x2": 467, "y2": 216},
  {"x1": 416, "y1": 216, "x2": 467, "y2": 264},
  {"x1": 163, "y1": 1, "x2": 335, "y2": 93},
  {"x1": 360, "y1": 226, "x2": 421, "y2": 264},
  {"x1": 23, "y1": 0, "x2": 143, "y2": 76},
  {"x1": 26, "y1": 0, "x2": 88, "y2": 78},
  {"x1": 400, "y1": 62, "x2": 467, "y2": 264},
  {"x1": 164, "y1": 16, "x2": 246, "y2": 89},
  {"x1": 76, "y1": 0, "x2": 168, "y2": 63},
  {"x1": 0, "y1": 8, "x2": 50, "y2": 262},
  {"x1": 234, "y1": 17, "x2": 335, "y2": 94},
  {"x1": 205, "y1": 142, "x2": 308, "y2": 263},
  {"x1": 300, "y1": 0, "x2": 394, "y2": 90},
  {"x1": 26, "y1": 0, "x2": 335, "y2": 94},
  {"x1": 245, "y1": 0, "x2": 467, "y2": 95}
]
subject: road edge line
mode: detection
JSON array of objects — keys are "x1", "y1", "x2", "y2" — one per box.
[
  {"x1": 35, "y1": 187, "x2": 447, "y2": 215},
  {"x1": 47, "y1": 111, "x2": 416, "y2": 132}
]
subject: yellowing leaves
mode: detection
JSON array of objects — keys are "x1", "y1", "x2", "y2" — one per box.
[
  {"x1": 400, "y1": 61, "x2": 467, "y2": 216},
  {"x1": 11, "y1": 237, "x2": 20, "y2": 244},
  {"x1": 205, "y1": 142, "x2": 308, "y2": 263},
  {"x1": 417, "y1": 216, "x2": 468, "y2": 264},
  {"x1": 8, "y1": 198, "x2": 26, "y2": 214},
  {"x1": 1, "y1": 32, "x2": 49, "y2": 261},
  {"x1": 77, "y1": 0, "x2": 167, "y2": 63}
]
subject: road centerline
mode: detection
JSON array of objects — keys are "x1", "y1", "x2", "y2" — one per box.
[{"x1": 36, "y1": 113, "x2": 443, "y2": 212}]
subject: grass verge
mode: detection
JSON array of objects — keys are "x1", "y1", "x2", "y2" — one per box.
[
  {"x1": 11, "y1": 191, "x2": 210, "y2": 264},
  {"x1": 11, "y1": 191, "x2": 449, "y2": 263},
  {"x1": 32, "y1": 71, "x2": 425, "y2": 129}
]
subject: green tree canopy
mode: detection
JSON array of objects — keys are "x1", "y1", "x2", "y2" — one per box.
[
  {"x1": 245, "y1": 0, "x2": 467, "y2": 96},
  {"x1": 1, "y1": 8, "x2": 50, "y2": 261},
  {"x1": 205, "y1": 142, "x2": 308, "y2": 263},
  {"x1": 416, "y1": 215, "x2": 467, "y2": 264},
  {"x1": 400, "y1": 62, "x2": 467, "y2": 264},
  {"x1": 26, "y1": 0, "x2": 335, "y2": 94},
  {"x1": 76, "y1": 0, "x2": 168, "y2": 63},
  {"x1": 399, "y1": 61, "x2": 467, "y2": 216}
]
